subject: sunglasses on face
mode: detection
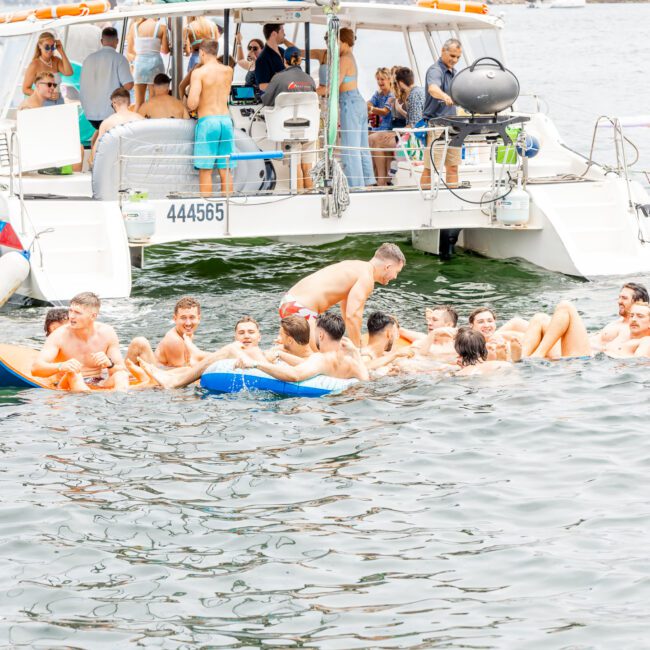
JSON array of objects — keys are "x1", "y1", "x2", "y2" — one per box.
[
  {"x1": 38, "y1": 81, "x2": 58, "y2": 88},
  {"x1": 247, "y1": 45, "x2": 260, "y2": 51},
  {"x1": 42, "y1": 44, "x2": 57, "y2": 51}
]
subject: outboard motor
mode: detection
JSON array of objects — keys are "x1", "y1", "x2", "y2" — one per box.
[{"x1": 450, "y1": 57, "x2": 520, "y2": 116}]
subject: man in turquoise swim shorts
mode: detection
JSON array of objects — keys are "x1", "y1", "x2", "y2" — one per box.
[{"x1": 187, "y1": 39, "x2": 236, "y2": 197}]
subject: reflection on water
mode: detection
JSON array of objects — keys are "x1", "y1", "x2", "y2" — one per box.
[{"x1": 1, "y1": 236, "x2": 650, "y2": 647}]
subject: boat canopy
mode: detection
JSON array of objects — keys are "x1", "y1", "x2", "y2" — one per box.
[{"x1": 0, "y1": 0, "x2": 501, "y2": 37}]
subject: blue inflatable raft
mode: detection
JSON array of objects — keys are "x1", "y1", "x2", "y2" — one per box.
[{"x1": 200, "y1": 359, "x2": 357, "y2": 398}]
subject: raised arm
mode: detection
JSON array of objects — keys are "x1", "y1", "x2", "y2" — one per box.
[{"x1": 54, "y1": 39, "x2": 73, "y2": 77}]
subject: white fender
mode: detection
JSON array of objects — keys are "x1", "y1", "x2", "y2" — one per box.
[{"x1": 0, "y1": 251, "x2": 30, "y2": 307}]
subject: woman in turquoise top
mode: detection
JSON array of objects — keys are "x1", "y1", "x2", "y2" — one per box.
[{"x1": 338, "y1": 28, "x2": 375, "y2": 188}]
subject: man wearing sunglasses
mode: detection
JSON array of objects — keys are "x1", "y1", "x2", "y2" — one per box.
[{"x1": 19, "y1": 71, "x2": 56, "y2": 110}]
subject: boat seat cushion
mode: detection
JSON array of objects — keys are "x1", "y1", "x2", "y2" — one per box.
[{"x1": 92, "y1": 118, "x2": 268, "y2": 200}]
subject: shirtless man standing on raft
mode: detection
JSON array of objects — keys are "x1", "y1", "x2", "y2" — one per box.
[
  {"x1": 126, "y1": 296, "x2": 206, "y2": 368},
  {"x1": 236, "y1": 313, "x2": 369, "y2": 382},
  {"x1": 32, "y1": 292, "x2": 129, "y2": 391},
  {"x1": 279, "y1": 243, "x2": 406, "y2": 348}
]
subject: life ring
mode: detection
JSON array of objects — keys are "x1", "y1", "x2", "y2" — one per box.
[
  {"x1": 417, "y1": 0, "x2": 489, "y2": 14},
  {"x1": 1, "y1": 0, "x2": 109, "y2": 23},
  {"x1": 200, "y1": 359, "x2": 358, "y2": 398},
  {"x1": 0, "y1": 343, "x2": 152, "y2": 391}
]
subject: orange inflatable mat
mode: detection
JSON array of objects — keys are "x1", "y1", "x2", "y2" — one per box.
[{"x1": 0, "y1": 343, "x2": 151, "y2": 391}]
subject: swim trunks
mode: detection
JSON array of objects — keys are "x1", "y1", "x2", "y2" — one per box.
[
  {"x1": 279, "y1": 293, "x2": 319, "y2": 320},
  {"x1": 194, "y1": 115, "x2": 237, "y2": 170}
]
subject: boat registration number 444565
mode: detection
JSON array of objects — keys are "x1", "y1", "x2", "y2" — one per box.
[{"x1": 166, "y1": 202, "x2": 225, "y2": 223}]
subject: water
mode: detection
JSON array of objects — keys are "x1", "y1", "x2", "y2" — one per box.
[{"x1": 3, "y1": 4, "x2": 650, "y2": 647}]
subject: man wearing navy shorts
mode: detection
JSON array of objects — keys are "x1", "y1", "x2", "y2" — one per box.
[{"x1": 187, "y1": 39, "x2": 236, "y2": 196}]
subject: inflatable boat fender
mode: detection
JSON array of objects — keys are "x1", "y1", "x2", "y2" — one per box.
[{"x1": 0, "y1": 251, "x2": 30, "y2": 308}]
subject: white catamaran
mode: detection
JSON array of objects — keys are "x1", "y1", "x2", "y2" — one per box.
[{"x1": 1, "y1": 0, "x2": 649, "y2": 304}]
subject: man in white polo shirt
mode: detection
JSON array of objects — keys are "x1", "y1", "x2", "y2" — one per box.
[{"x1": 80, "y1": 26, "x2": 133, "y2": 130}]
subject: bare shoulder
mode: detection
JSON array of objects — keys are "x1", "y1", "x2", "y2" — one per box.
[{"x1": 96, "y1": 321, "x2": 119, "y2": 339}]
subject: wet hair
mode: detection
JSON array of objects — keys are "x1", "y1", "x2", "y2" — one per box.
[
  {"x1": 281, "y1": 315, "x2": 310, "y2": 346},
  {"x1": 110, "y1": 87, "x2": 130, "y2": 104},
  {"x1": 101, "y1": 27, "x2": 118, "y2": 41},
  {"x1": 316, "y1": 312, "x2": 345, "y2": 341},
  {"x1": 442, "y1": 38, "x2": 462, "y2": 51},
  {"x1": 174, "y1": 296, "x2": 201, "y2": 314},
  {"x1": 339, "y1": 27, "x2": 355, "y2": 47},
  {"x1": 455, "y1": 327, "x2": 488, "y2": 367},
  {"x1": 373, "y1": 242, "x2": 406, "y2": 266},
  {"x1": 34, "y1": 71, "x2": 55, "y2": 85},
  {"x1": 468, "y1": 307, "x2": 496, "y2": 326},
  {"x1": 44, "y1": 308, "x2": 68, "y2": 335},
  {"x1": 429, "y1": 305, "x2": 459, "y2": 327},
  {"x1": 235, "y1": 315, "x2": 259, "y2": 331},
  {"x1": 623, "y1": 282, "x2": 649, "y2": 303},
  {"x1": 70, "y1": 291, "x2": 100, "y2": 311},
  {"x1": 395, "y1": 67, "x2": 414, "y2": 87},
  {"x1": 153, "y1": 73, "x2": 171, "y2": 86},
  {"x1": 33, "y1": 32, "x2": 56, "y2": 61},
  {"x1": 367, "y1": 311, "x2": 396, "y2": 336},
  {"x1": 263, "y1": 23, "x2": 283, "y2": 40},
  {"x1": 199, "y1": 39, "x2": 219, "y2": 57}
]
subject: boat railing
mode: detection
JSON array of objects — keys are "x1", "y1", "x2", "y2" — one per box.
[{"x1": 586, "y1": 116, "x2": 642, "y2": 211}]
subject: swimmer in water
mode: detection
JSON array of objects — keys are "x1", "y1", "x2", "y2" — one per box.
[
  {"x1": 590, "y1": 282, "x2": 649, "y2": 352},
  {"x1": 513, "y1": 299, "x2": 650, "y2": 360},
  {"x1": 236, "y1": 312, "x2": 369, "y2": 382},
  {"x1": 135, "y1": 315, "x2": 265, "y2": 388},
  {"x1": 361, "y1": 311, "x2": 414, "y2": 371},
  {"x1": 266, "y1": 315, "x2": 314, "y2": 366},
  {"x1": 399, "y1": 305, "x2": 458, "y2": 344},
  {"x1": 468, "y1": 306, "x2": 526, "y2": 362},
  {"x1": 279, "y1": 242, "x2": 406, "y2": 348},
  {"x1": 126, "y1": 296, "x2": 205, "y2": 368},
  {"x1": 44, "y1": 307, "x2": 69, "y2": 336},
  {"x1": 32, "y1": 292, "x2": 129, "y2": 391},
  {"x1": 454, "y1": 327, "x2": 510, "y2": 376}
]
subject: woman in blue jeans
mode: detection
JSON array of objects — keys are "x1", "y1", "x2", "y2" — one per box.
[{"x1": 338, "y1": 28, "x2": 375, "y2": 188}]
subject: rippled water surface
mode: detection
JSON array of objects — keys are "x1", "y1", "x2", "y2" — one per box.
[
  {"x1": 3, "y1": 3, "x2": 650, "y2": 647},
  {"x1": 3, "y1": 237, "x2": 650, "y2": 648}
]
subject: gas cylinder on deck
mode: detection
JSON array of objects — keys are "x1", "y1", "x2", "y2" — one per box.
[
  {"x1": 121, "y1": 190, "x2": 156, "y2": 242},
  {"x1": 496, "y1": 180, "x2": 530, "y2": 226}
]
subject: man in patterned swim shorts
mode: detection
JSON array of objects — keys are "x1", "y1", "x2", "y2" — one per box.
[{"x1": 278, "y1": 242, "x2": 406, "y2": 348}]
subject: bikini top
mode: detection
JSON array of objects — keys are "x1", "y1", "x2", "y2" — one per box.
[
  {"x1": 341, "y1": 60, "x2": 357, "y2": 85},
  {"x1": 135, "y1": 20, "x2": 164, "y2": 55}
]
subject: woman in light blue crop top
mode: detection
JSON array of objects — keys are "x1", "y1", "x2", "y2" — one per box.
[{"x1": 337, "y1": 28, "x2": 375, "y2": 188}]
